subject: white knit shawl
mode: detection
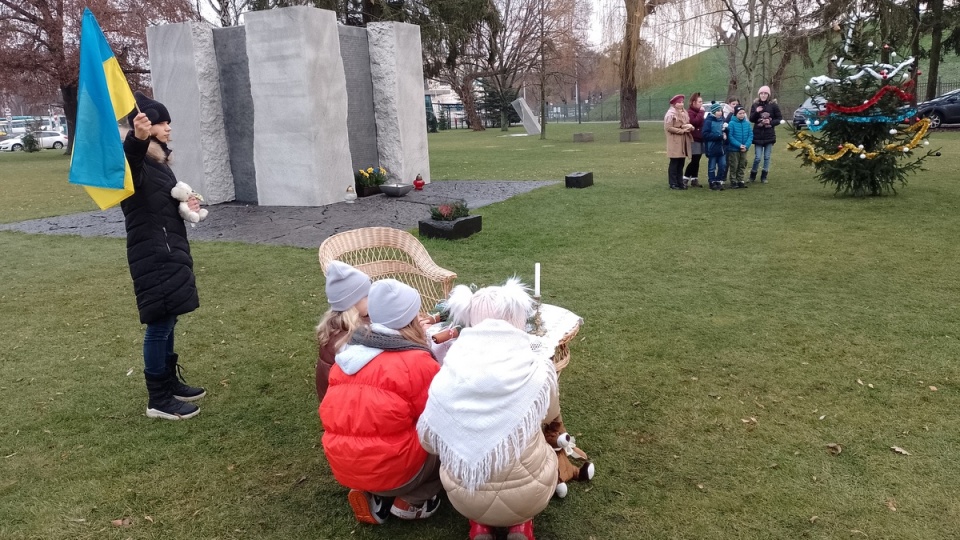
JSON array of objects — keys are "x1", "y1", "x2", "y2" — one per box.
[{"x1": 417, "y1": 319, "x2": 557, "y2": 491}]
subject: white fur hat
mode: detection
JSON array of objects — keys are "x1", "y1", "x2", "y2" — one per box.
[
  {"x1": 447, "y1": 276, "x2": 533, "y2": 330},
  {"x1": 368, "y1": 279, "x2": 421, "y2": 330},
  {"x1": 325, "y1": 261, "x2": 371, "y2": 312}
]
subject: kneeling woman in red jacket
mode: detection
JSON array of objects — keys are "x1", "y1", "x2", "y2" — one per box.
[{"x1": 320, "y1": 279, "x2": 442, "y2": 524}]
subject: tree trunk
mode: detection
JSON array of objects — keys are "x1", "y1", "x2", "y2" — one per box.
[
  {"x1": 926, "y1": 0, "x2": 944, "y2": 101},
  {"x1": 501, "y1": 109, "x2": 509, "y2": 131},
  {"x1": 726, "y1": 43, "x2": 739, "y2": 99},
  {"x1": 618, "y1": 0, "x2": 643, "y2": 129},
  {"x1": 61, "y1": 82, "x2": 78, "y2": 155},
  {"x1": 460, "y1": 81, "x2": 485, "y2": 132}
]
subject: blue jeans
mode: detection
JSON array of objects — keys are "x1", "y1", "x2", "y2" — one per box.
[
  {"x1": 707, "y1": 154, "x2": 727, "y2": 183},
  {"x1": 752, "y1": 144, "x2": 773, "y2": 172},
  {"x1": 144, "y1": 315, "x2": 177, "y2": 377}
]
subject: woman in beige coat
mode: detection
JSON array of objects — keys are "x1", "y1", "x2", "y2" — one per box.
[
  {"x1": 664, "y1": 94, "x2": 694, "y2": 190},
  {"x1": 417, "y1": 279, "x2": 559, "y2": 540}
]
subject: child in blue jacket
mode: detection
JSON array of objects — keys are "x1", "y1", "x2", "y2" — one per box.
[
  {"x1": 702, "y1": 102, "x2": 727, "y2": 191},
  {"x1": 725, "y1": 105, "x2": 753, "y2": 189}
]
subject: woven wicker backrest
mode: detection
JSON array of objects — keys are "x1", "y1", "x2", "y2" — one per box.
[{"x1": 318, "y1": 227, "x2": 457, "y2": 313}]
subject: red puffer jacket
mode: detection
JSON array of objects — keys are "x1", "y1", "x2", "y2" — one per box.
[{"x1": 320, "y1": 346, "x2": 440, "y2": 491}]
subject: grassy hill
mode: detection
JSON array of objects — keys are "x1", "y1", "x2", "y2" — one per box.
[{"x1": 583, "y1": 40, "x2": 960, "y2": 122}]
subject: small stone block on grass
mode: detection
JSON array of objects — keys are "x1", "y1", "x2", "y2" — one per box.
[
  {"x1": 619, "y1": 130, "x2": 640, "y2": 142},
  {"x1": 565, "y1": 171, "x2": 593, "y2": 189},
  {"x1": 573, "y1": 132, "x2": 594, "y2": 142}
]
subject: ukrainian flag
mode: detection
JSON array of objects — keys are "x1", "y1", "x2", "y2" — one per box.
[{"x1": 68, "y1": 8, "x2": 137, "y2": 210}]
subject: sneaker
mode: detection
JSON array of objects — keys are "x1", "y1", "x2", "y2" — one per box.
[
  {"x1": 506, "y1": 520, "x2": 535, "y2": 540},
  {"x1": 390, "y1": 494, "x2": 441, "y2": 520},
  {"x1": 469, "y1": 520, "x2": 495, "y2": 540},
  {"x1": 347, "y1": 490, "x2": 391, "y2": 524},
  {"x1": 738, "y1": 181, "x2": 748, "y2": 189}
]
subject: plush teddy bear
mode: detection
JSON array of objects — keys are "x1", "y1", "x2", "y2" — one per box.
[
  {"x1": 542, "y1": 418, "x2": 594, "y2": 498},
  {"x1": 170, "y1": 181, "x2": 208, "y2": 224}
]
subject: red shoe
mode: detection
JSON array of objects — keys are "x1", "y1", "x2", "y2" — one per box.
[
  {"x1": 506, "y1": 519, "x2": 535, "y2": 540},
  {"x1": 469, "y1": 520, "x2": 495, "y2": 540},
  {"x1": 347, "y1": 489, "x2": 390, "y2": 524}
]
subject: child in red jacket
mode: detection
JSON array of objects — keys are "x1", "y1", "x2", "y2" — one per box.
[{"x1": 320, "y1": 279, "x2": 442, "y2": 524}]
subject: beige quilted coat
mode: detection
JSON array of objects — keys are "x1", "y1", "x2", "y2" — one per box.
[
  {"x1": 664, "y1": 107, "x2": 693, "y2": 158},
  {"x1": 422, "y1": 387, "x2": 561, "y2": 527}
]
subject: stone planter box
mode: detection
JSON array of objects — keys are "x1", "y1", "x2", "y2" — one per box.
[
  {"x1": 419, "y1": 215, "x2": 482, "y2": 240},
  {"x1": 355, "y1": 183, "x2": 381, "y2": 197}
]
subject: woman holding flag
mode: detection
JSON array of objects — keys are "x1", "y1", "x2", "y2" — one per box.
[{"x1": 123, "y1": 92, "x2": 206, "y2": 420}]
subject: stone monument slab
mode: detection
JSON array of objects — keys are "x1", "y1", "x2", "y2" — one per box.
[
  {"x1": 146, "y1": 22, "x2": 236, "y2": 204},
  {"x1": 244, "y1": 7, "x2": 353, "y2": 206},
  {"x1": 367, "y1": 22, "x2": 430, "y2": 186},
  {"x1": 511, "y1": 98, "x2": 541, "y2": 135}
]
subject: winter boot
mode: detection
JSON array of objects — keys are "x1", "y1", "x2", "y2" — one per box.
[
  {"x1": 506, "y1": 520, "x2": 535, "y2": 540},
  {"x1": 738, "y1": 181, "x2": 748, "y2": 189},
  {"x1": 469, "y1": 521, "x2": 495, "y2": 540},
  {"x1": 749, "y1": 169, "x2": 758, "y2": 183},
  {"x1": 690, "y1": 177, "x2": 703, "y2": 188},
  {"x1": 166, "y1": 354, "x2": 206, "y2": 402},
  {"x1": 145, "y1": 371, "x2": 199, "y2": 420},
  {"x1": 760, "y1": 170, "x2": 769, "y2": 184}
]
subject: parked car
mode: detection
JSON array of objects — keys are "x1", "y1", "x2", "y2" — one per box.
[
  {"x1": 0, "y1": 131, "x2": 68, "y2": 151},
  {"x1": 793, "y1": 96, "x2": 827, "y2": 129},
  {"x1": 917, "y1": 89, "x2": 960, "y2": 128}
]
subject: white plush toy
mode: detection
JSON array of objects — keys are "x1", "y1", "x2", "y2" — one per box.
[{"x1": 170, "y1": 181, "x2": 208, "y2": 224}]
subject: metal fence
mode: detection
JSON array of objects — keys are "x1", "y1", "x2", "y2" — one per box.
[
  {"x1": 432, "y1": 80, "x2": 960, "y2": 128},
  {"x1": 543, "y1": 80, "x2": 960, "y2": 123}
]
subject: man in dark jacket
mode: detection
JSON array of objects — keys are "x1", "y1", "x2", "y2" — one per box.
[
  {"x1": 123, "y1": 92, "x2": 206, "y2": 420},
  {"x1": 748, "y1": 85, "x2": 784, "y2": 183}
]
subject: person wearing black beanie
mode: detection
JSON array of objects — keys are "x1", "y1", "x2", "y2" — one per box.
[{"x1": 122, "y1": 91, "x2": 206, "y2": 420}]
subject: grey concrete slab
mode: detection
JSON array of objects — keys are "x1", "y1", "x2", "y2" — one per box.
[
  {"x1": 368, "y1": 22, "x2": 430, "y2": 185},
  {"x1": 244, "y1": 7, "x2": 352, "y2": 207},
  {"x1": 511, "y1": 98, "x2": 542, "y2": 135},
  {"x1": 147, "y1": 22, "x2": 236, "y2": 204},
  {"x1": 213, "y1": 25, "x2": 257, "y2": 203},
  {"x1": 1, "y1": 181, "x2": 557, "y2": 249}
]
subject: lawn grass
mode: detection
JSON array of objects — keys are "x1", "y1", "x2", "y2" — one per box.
[{"x1": 3, "y1": 123, "x2": 960, "y2": 539}]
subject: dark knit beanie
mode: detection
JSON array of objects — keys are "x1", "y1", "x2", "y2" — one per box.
[{"x1": 127, "y1": 91, "x2": 172, "y2": 128}]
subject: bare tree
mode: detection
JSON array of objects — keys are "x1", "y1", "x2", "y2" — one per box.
[
  {"x1": 599, "y1": 0, "x2": 675, "y2": 129},
  {"x1": 0, "y1": 0, "x2": 197, "y2": 152}
]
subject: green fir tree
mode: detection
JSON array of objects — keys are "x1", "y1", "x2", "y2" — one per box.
[{"x1": 789, "y1": 20, "x2": 938, "y2": 197}]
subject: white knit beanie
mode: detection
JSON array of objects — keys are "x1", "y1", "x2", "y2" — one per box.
[
  {"x1": 368, "y1": 279, "x2": 421, "y2": 330},
  {"x1": 325, "y1": 261, "x2": 371, "y2": 312}
]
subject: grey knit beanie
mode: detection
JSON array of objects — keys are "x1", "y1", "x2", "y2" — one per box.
[
  {"x1": 325, "y1": 261, "x2": 371, "y2": 312},
  {"x1": 368, "y1": 279, "x2": 421, "y2": 330}
]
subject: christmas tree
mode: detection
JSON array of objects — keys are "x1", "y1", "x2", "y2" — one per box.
[{"x1": 789, "y1": 18, "x2": 938, "y2": 197}]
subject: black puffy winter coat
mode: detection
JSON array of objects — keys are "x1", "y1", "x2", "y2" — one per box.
[
  {"x1": 749, "y1": 99, "x2": 783, "y2": 146},
  {"x1": 121, "y1": 130, "x2": 199, "y2": 324}
]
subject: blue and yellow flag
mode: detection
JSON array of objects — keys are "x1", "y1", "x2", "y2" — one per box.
[{"x1": 68, "y1": 8, "x2": 137, "y2": 210}]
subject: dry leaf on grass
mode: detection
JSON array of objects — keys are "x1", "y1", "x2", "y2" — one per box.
[
  {"x1": 885, "y1": 499, "x2": 897, "y2": 511},
  {"x1": 826, "y1": 443, "x2": 843, "y2": 456},
  {"x1": 890, "y1": 446, "x2": 911, "y2": 456},
  {"x1": 857, "y1": 378, "x2": 864, "y2": 385},
  {"x1": 809, "y1": 515, "x2": 818, "y2": 523},
  {"x1": 929, "y1": 386, "x2": 938, "y2": 391},
  {"x1": 111, "y1": 517, "x2": 133, "y2": 528}
]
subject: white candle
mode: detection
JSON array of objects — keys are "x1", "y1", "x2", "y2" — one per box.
[{"x1": 534, "y1": 263, "x2": 541, "y2": 297}]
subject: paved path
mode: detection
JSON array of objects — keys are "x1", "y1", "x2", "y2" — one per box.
[{"x1": 0, "y1": 180, "x2": 556, "y2": 249}]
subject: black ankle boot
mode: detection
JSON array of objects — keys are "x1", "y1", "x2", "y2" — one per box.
[
  {"x1": 145, "y1": 371, "x2": 199, "y2": 420},
  {"x1": 760, "y1": 170, "x2": 768, "y2": 183},
  {"x1": 166, "y1": 354, "x2": 206, "y2": 402},
  {"x1": 749, "y1": 170, "x2": 757, "y2": 182}
]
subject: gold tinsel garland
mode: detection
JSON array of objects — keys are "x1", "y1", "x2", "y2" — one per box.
[{"x1": 788, "y1": 118, "x2": 931, "y2": 162}]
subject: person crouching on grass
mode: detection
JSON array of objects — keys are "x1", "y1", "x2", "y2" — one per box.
[
  {"x1": 417, "y1": 278, "x2": 560, "y2": 540},
  {"x1": 319, "y1": 279, "x2": 442, "y2": 524},
  {"x1": 315, "y1": 261, "x2": 370, "y2": 404}
]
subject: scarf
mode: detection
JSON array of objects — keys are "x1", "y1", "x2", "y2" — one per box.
[
  {"x1": 348, "y1": 324, "x2": 435, "y2": 359},
  {"x1": 417, "y1": 319, "x2": 557, "y2": 491}
]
